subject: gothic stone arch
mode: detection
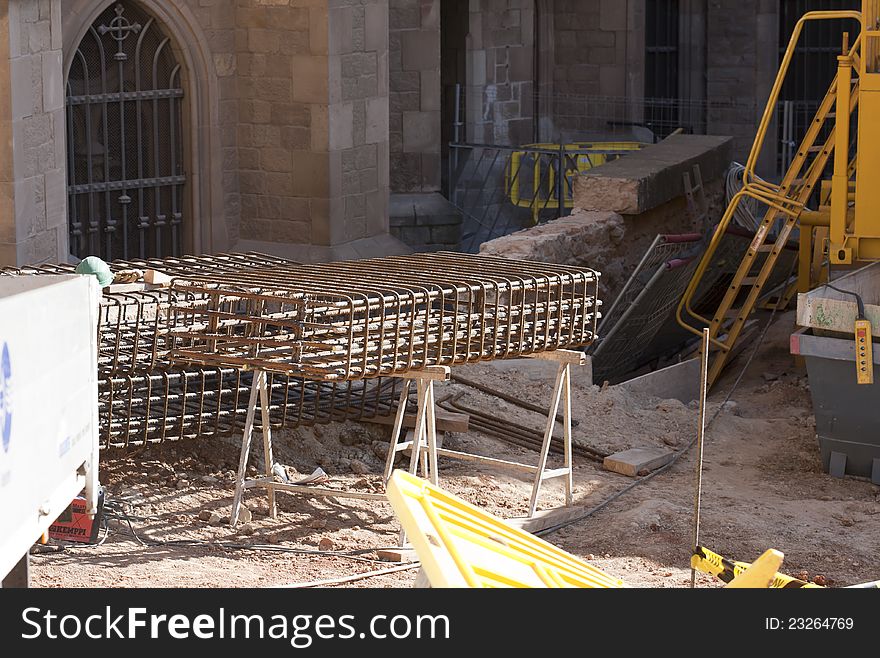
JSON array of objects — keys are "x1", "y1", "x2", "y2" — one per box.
[{"x1": 63, "y1": 0, "x2": 228, "y2": 258}]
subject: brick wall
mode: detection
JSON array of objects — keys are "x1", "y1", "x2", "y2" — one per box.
[{"x1": 0, "y1": 0, "x2": 66, "y2": 265}]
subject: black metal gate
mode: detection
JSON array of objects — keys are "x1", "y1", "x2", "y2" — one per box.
[{"x1": 66, "y1": 2, "x2": 186, "y2": 261}]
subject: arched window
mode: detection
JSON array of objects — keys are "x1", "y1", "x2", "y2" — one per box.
[{"x1": 66, "y1": 2, "x2": 186, "y2": 260}]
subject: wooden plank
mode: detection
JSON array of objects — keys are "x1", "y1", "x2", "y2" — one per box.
[
  {"x1": 539, "y1": 467, "x2": 571, "y2": 481},
  {"x1": 434, "y1": 447, "x2": 540, "y2": 473},
  {"x1": 603, "y1": 447, "x2": 675, "y2": 477},
  {"x1": 389, "y1": 366, "x2": 451, "y2": 381},
  {"x1": 506, "y1": 505, "x2": 589, "y2": 533},
  {"x1": 524, "y1": 349, "x2": 588, "y2": 365},
  {"x1": 243, "y1": 479, "x2": 388, "y2": 501},
  {"x1": 363, "y1": 408, "x2": 469, "y2": 433},
  {"x1": 376, "y1": 548, "x2": 419, "y2": 563}
]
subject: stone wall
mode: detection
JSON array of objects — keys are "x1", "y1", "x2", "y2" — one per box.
[
  {"x1": 0, "y1": 0, "x2": 67, "y2": 265},
  {"x1": 183, "y1": 0, "x2": 239, "y2": 248},
  {"x1": 481, "y1": 135, "x2": 731, "y2": 302},
  {"x1": 389, "y1": 0, "x2": 440, "y2": 193},
  {"x1": 235, "y1": 0, "x2": 325, "y2": 246},
  {"x1": 464, "y1": 0, "x2": 535, "y2": 146},
  {"x1": 705, "y1": 0, "x2": 777, "y2": 175},
  {"x1": 549, "y1": 0, "x2": 641, "y2": 141},
  {"x1": 235, "y1": 0, "x2": 391, "y2": 251}
]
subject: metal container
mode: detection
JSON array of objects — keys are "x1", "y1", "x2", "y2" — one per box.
[
  {"x1": 795, "y1": 262, "x2": 880, "y2": 482},
  {"x1": 791, "y1": 329, "x2": 880, "y2": 483}
]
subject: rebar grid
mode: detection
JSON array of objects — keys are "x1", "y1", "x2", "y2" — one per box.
[
  {"x1": 2, "y1": 252, "x2": 301, "y2": 376},
  {"x1": 100, "y1": 368, "x2": 400, "y2": 449},
  {"x1": 166, "y1": 252, "x2": 600, "y2": 380},
  {"x1": 2, "y1": 253, "x2": 397, "y2": 448}
]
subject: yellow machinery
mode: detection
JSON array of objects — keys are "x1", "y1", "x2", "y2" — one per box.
[
  {"x1": 677, "y1": 1, "x2": 880, "y2": 387},
  {"x1": 506, "y1": 142, "x2": 644, "y2": 223}
]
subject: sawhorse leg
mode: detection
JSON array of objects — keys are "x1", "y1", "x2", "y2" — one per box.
[
  {"x1": 525, "y1": 350, "x2": 584, "y2": 517},
  {"x1": 231, "y1": 369, "x2": 277, "y2": 526},
  {"x1": 380, "y1": 366, "x2": 449, "y2": 547},
  {"x1": 383, "y1": 366, "x2": 448, "y2": 486}
]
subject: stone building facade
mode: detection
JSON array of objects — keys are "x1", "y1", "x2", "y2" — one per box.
[
  {"x1": 1, "y1": 0, "x2": 400, "y2": 266},
  {"x1": 0, "y1": 0, "x2": 855, "y2": 266}
]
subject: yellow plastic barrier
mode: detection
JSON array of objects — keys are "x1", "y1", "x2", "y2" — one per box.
[
  {"x1": 505, "y1": 142, "x2": 645, "y2": 223},
  {"x1": 386, "y1": 470, "x2": 627, "y2": 588},
  {"x1": 386, "y1": 470, "x2": 814, "y2": 589},
  {"x1": 691, "y1": 545, "x2": 823, "y2": 588}
]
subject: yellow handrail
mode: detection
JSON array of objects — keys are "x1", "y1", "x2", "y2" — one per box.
[{"x1": 744, "y1": 10, "x2": 863, "y2": 182}]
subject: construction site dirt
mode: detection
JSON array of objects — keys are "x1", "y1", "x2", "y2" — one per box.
[{"x1": 30, "y1": 311, "x2": 880, "y2": 589}]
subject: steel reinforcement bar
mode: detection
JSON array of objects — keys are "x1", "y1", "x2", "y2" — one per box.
[{"x1": 166, "y1": 252, "x2": 601, "y2": 380}]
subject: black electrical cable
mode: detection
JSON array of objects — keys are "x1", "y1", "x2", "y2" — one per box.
[{"x1": 820, "y1": 283, "x2": 866, "y2": 319}]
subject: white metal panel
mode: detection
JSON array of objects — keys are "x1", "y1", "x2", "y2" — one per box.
[{"x1": 0, "y1": 274, "x2": 99, "y2": 580}]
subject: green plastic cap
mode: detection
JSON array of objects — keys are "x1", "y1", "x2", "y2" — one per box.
[{"x1": 75, "y1": 256, "x2": 114, "y2": 288}]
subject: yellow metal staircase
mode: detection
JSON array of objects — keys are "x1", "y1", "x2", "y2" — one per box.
[{"x1": 676, "y1": 10, "x2": 863, "y2": 387}]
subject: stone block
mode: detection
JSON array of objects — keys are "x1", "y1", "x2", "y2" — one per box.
[
  {"x1": 468, "y1": 49, "x2": 486, "y2": 86},
  {"x1": 44, "y1": 167, "x2": 65, "y2": 228},
  {"x1": 271, "y1": 220, "x2": 311, "y2": 244},
  {"x1": 420, "y1": 69, "x2": 440, "y2": 111},
  {"x1": 11, "y1": 57, "x2": 34, "y2": 121},
  {"x1": 603, "y1": 447, "x2": 674, "y2": 478},
  {"x1": 41, "y1": 50, "x2": 62, "y2": 113},
  {"x1": 402, "y1": 111, "x2": 439, "y2": 153},
  {"x1": 507, "y1": 45, "x2": 532, "y2": 82},
  {"x1": 400, "y1": 30, "x2": 439, "y2": 71},
  {"x1": 329, "y1": 101, "x2": 354, "y2": 151},
  {"x1": 573, "y1": 135, "x2": 734, "y2": 214},
  {"x1": 261, "y1": 147, "x2": 293, "y2": 172},
  {"x1": 328, "y1": 6, "x2": 354, "y2": 56},
  {"x1": 292, "y1": 150, "x2": 330, "y2": 197},
  {"x1": 365, "y1": 96, "x2": 388, "y2": 145},
  {"x1": 600, "y1": 0, "x2": 627, "y2": 31},
  {"x1": 365, "y1": 2, "x2": 388, "y2": 52},
  {"x1": 292, "y1": 55, "x2": 329, "y2": 103},
  {"x1": 310, "y1": 6, "x2": 329, "y2": 55}
]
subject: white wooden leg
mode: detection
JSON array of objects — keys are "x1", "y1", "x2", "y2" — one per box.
[
  {"x1": 425, "y1": 380, "x2": 439, "y2": 486},
  {"x1": 562, "y1": 364, "x2": 573, "y2": 506},
  {"x1": 408, "y1": 380, "x2": 427, "y2": 476},
  {"x1": 383, "y1": 380, "x2": 411, "y2": 482},
  {"x1": 257, "y1": 370, "x2": 276, "y2": 519},
  {"x1": 528, "y1": 363, "x2": 566, "y2": 517},
  {"x1": 231, "y1": 372, "x2": 261, "y2": 526}
]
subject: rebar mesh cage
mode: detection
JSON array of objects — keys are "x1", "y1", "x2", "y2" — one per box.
[
  {"x1": 1, "y1": 253, "x2": 398, "y2": 448},
  {"x1": 166, "y1": 252, "x2": 601, "y2": 380}
]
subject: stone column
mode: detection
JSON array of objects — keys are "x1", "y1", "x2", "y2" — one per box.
[
  {"x1": 0, "y1": 0, "x2": 67, "y2": 266},
  {"x1": 236, "y1": 0, "x2": 395, "y2": 259},
  {"x1": 389, "y1": 0, "x2": 440, "y2": 193}
]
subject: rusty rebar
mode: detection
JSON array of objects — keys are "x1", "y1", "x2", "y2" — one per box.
[{"x1": 167, "y1": 252, "x2": 600, "y2": 380}]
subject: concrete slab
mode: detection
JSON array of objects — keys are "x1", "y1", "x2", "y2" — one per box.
[
  {"x1": 614, "y1": 358, "x2": 700, "y2": 403},
  {"x1": 603, "y1": 447, "x2": 675, "y2": 477},
  {"x1": 573, "y1": 134, "x2": 733, "y2": 215}
]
